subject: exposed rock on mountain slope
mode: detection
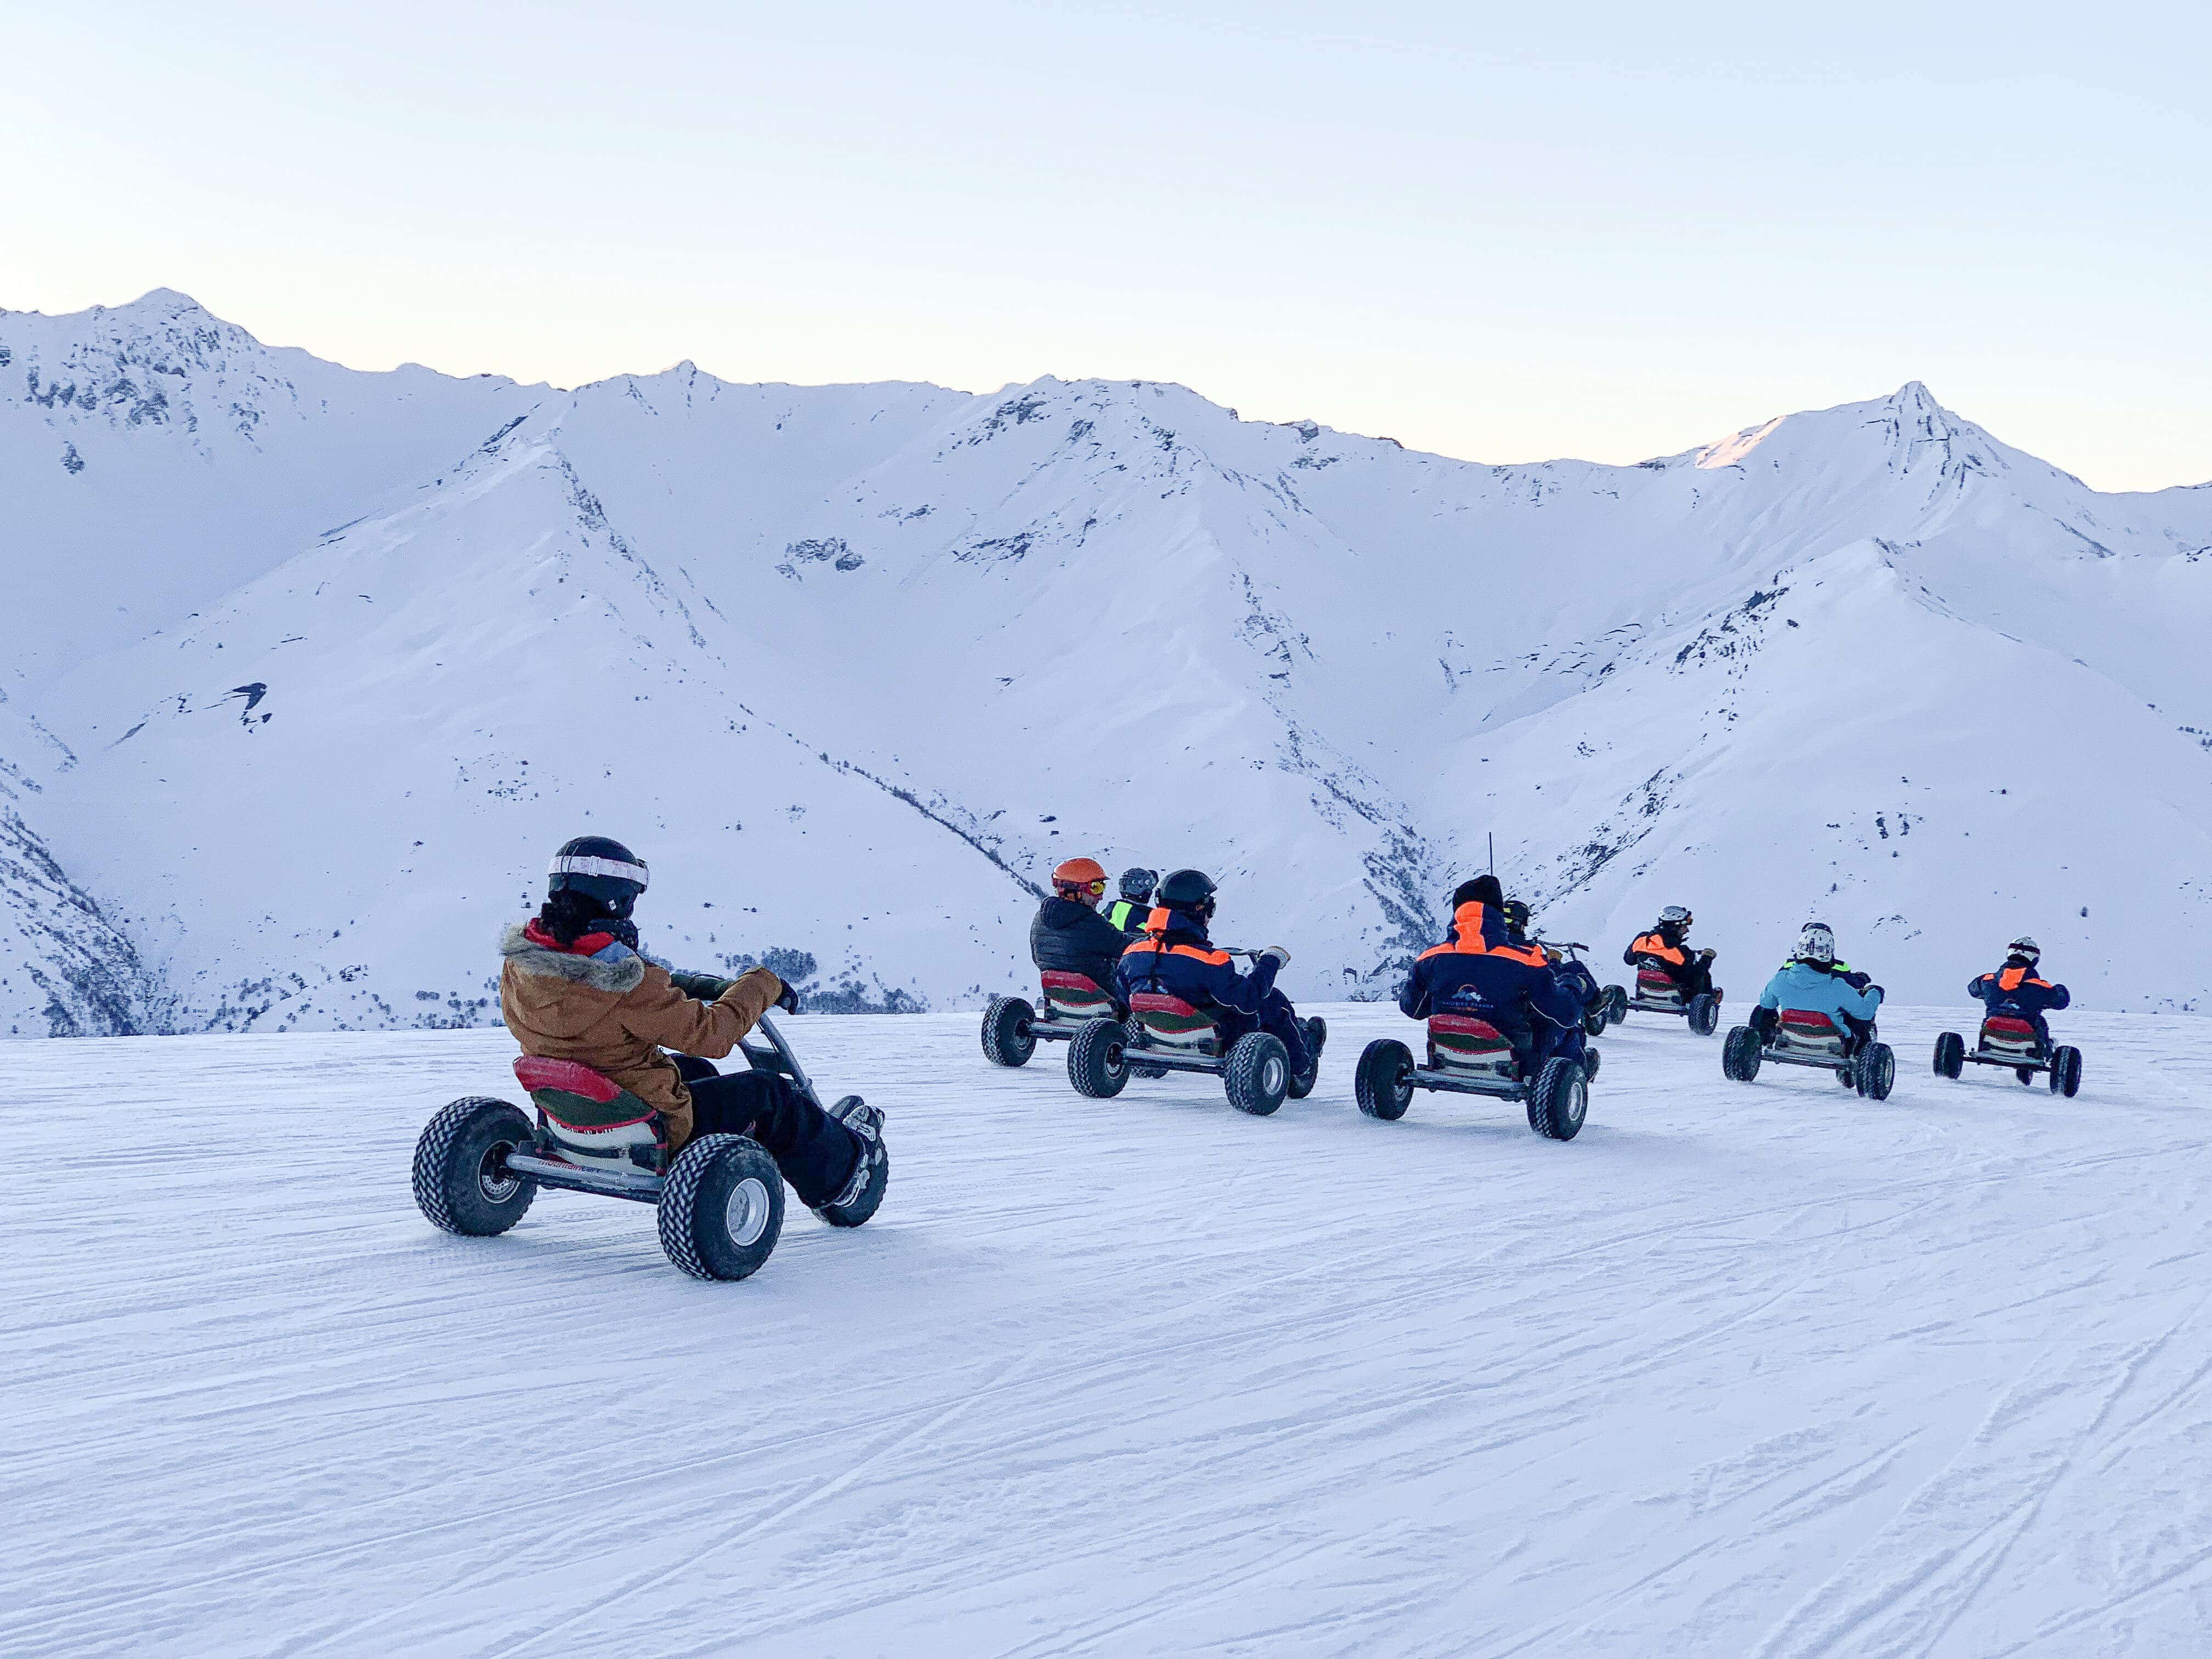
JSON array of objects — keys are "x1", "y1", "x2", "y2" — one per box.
[
  {"x1": 4, "y1": 292, "x2": 2209, "y2": 1031},
  {"x1": 0, "y1": 707, "x2": 171, "y2": 1035}
]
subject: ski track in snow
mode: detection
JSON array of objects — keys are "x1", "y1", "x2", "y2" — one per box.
[{"x1": 5, "y1": 1005, "x2": 2211, "y2": 1656}]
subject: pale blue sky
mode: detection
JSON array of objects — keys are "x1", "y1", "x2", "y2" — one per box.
[{"x1": 7, "y1": 1, "x2": 2207, "y2": 489}]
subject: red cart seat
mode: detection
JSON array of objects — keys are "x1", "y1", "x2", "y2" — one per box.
[
  {"x1": 514, "y1": 1056, "x2": 667, "y2": 1170},
  {"x1": 1426, "y1": 1013, "x2": 1519, "y2": 1078},
  {"x1": 1978, "y1": 1014, "x2": 2042, "y2": 1057},
  {"x1": 1130, "y1": 991, "x2": 1218, "y2": 1051},
  {"x1": 1773, "y1": 1008, "x2": 1848, "y2": 1057},
  {"x1": 1635, "y1": 968, "x2": 1685, "y2": 1005},
  {"x1": 1040, "y1": 970, "x2": 1119, "y2": 1020}
]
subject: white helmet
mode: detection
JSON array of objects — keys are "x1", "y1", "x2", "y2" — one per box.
[
  {"x1": 1794, "y1": 922, "x2": 1836, "y2": 964},
  {"x1": 1658, "y1": 905, "x2": 1692, "y2": 927},
  {"x1": 2007, "y1": 935, "x2": 2040, "y2": 963}
]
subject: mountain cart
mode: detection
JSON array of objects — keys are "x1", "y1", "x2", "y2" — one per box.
[
  {"x1": 1065, "y1": 990, "x2": 1324, "y2": 1116},
  {"x1": 411, "y1": 1015, "x2": 881, "y2": 1281},
  {"x1": 1722, "y1": 1008, "x2": 1895, "y2": 1099},
  {"x1": 980, "y1": 971, "x2": 1123, "y2": 1066},
  {"x1": 1353, "y1": 1013, "x2": 1590, "y2": 1139},
  {"x1": 1933, "y1": 1014, "x2": 2083, "y2": 1096},
  {"x1": 1625, "y1": 964, "x2": 1721, "y2": 1036}
]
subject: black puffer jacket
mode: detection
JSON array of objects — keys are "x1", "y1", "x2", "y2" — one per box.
[{"x1": 1029, "y1": 896, "x2": 1130, "y2": 995}]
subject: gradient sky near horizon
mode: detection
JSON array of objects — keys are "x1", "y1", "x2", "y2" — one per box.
[{"x1": 6, "y1": 1, "x2": 2207, "y2": 490}]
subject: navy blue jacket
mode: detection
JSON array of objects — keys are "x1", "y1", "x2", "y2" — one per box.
[
  {"x1": 1115, "y1": 907, "x2": 1281, "y2": 1014},
  {"x1": 1400, "y1": 902, "x2": 1579, "y2": 1032},
  {"x1": 1970, "y1": 958, "x2": 2070, "y2": 1019}
]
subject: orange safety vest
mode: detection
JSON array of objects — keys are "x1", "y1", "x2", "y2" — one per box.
[
  {"x1": 1995, "y1": 965, "x2": 2051, "y2": 993},
  {"x1": 1630, "y1": 931, "x2": 1687, "y2": 967}
]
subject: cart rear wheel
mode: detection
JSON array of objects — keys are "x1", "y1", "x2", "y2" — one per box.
[
  {"x1": 1355, "y1": 1039, "x2": 1415, "y2": 1121},
  {"x1": 1856, "y1": 1042, "x2": 1896, "y2": 1102},
  {"x1": 981, "y1": 996, "x2": 1036, "y2": 1067},
  {"x1": 1528, "y1": 1057, "x2": 1588, "y2": 1141},
  {"x1": 413, "y1": 1097, "x2": 538, "y2": 1238},
  {"x1": 1068, "y1": 1017, "x2": 1130, "y2": 1098},
  {"x1": 1721, "y1": 1025, "x2": 1762, "y2": 1082},
  {"x1": 2051, "y1": 1046, "x2": 2083, "y2": 1097}
]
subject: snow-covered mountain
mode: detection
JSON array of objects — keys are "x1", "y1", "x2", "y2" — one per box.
[{"x1": 4, "y1": 289, "x2": 2209, "y2": 1034}]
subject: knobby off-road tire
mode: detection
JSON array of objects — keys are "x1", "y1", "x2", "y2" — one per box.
[
  {"x1": 1355, "y1": 1039, "x2": 1415, "y2": 1121},
  {"x1": 1934, "y1": 1031, "x2": 1965, "y2": 1080},
  {"x1": 1855, "y1": 1042, "x2": 1897, "y2": 1102},
  {"x1": 1223, "y1": 1032, "x2": 1290, "y2": 1117},
  {"x1": 1722, "y1": 1025, "x2": 1762, "y2": 1083},
  {"x1": 1068, "y1": 1017, "x2": 1130, "y2": 1098},
  {"x1": 1527, "y1": 1057, "x2": 1588, "y2": 1141},
  {"x1": 657, "y1": 1134, "x2": 785, "y2": 1281},
  {"x1": 981, "y1": 996, "x2": 1037, "y2": 1068},
  {"x1": 413, "y1": 1097, "x2": 538, "y2": 1238},
  {"x1": 2050, "y1": 1046, "x2": 2083, "y2": 1098},
  {"x1": 1687, "y1": 992, "x2": 1721, "y2": 1037}
]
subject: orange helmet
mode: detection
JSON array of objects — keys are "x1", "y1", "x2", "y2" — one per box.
[{"x1": 1052, "y1": 856, "x2": 1108, "y2": 896}]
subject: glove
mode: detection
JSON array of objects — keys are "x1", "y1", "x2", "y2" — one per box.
[
  {"x1": 669, "y1": 970, "x2": 736, "y2": 1001},
  {"x1": 1699, "y1": 948, "x2": 1716, "y2": 961},
  {"x1": 774, "y1": 979, "x2": 800, "y2": 1015},
  {"x1": 1256, "y1": 946, "x2": 1291, "y2": 970}
]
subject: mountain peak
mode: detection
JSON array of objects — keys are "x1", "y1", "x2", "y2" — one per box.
[{"x1": 115, "y1": 287, "x2": 213, "y2": 318}]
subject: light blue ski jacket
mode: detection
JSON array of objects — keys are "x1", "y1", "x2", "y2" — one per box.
[{"x1": 1757, "y1": 960, "x2": 1882, "y2": 1023}]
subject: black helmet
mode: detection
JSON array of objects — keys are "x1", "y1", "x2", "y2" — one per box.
[
  {"x1": 1452, "y1": 874, "x2": 1504, "y2": 909},
  {"x1": 1499, "y1": 898, "x2": 1531, "y2": 934},
  {"x1": 1156, "y1": 868, "x2": 1217, "y2": 910},
  {"x1": 1119, "y1": 866, "x2": 1157, "y2": 901},
  {"x1": 548, "y1": 835, "x2": 649, "y2": 918}
]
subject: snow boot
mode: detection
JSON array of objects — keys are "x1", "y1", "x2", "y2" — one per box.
[
  {"x1": 813, "y1": 1096, "x2": 888, "y2": 1228},
  {"x1": 1293, "y1": 1017, "x2": 1328, "y2": 1092}
]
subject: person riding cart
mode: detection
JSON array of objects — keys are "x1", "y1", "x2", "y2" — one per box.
[
  {"x1": 1503, "y1": 896, "x2": 1607, "y2": 1031},
  {"x1": 1750, "y1": 923, "x2": 1882, "y2": 1048},
  {"x1": 1624, "y1": 905, "x2": 1717, "y2": 1000},
  {"x1": 1103, "y1": 867, "x2": 1157, "y2": 935},
  {"x1": 1402, "y1": 879, "x2": 1585, "y2": 1080},
  {"x1": 1031, "y1": 857, "x2": 1134, "y2": 1012},
  {"x1": 1968, "y1": 937, "x2": 2070, "y2": 1053},
  {"x1": 1114, "y1": 867, "x2": 1323, "y2": 1090},
  {"x1": 498, "y1": 835, "x2": 884, "y2": 1224}
]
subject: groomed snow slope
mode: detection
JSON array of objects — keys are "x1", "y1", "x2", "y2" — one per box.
[{"x1": 9, "y1": 1011, "x2": 2211, "y2": 1655}]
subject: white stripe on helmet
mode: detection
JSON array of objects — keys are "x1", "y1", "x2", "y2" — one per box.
[{"x1": 549, "y1": 854, "x2": 650, "y2": 889}]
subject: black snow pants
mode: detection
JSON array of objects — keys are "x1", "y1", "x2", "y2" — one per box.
[
  {"x1": 672, "y1": 1056, "x2": 861, "y2": 1209},
  {"x1": 1212, "y1": 989, "x2": 1311, "y2": 1074}
]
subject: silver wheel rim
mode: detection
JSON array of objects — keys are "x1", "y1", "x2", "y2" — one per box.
[
  {"x1": 478, "y1": 1141, "x2": 521, "y2": 1203},
  {"x1": 1262, "y1": 1056, "x2": 1285, "y2": 1095},
  {"x1": 725, "y1": 1176, "x2": 773, "y2": 1245},
  {"x1": 1567, "y1": 1080, "x2": 1586, "y2": 1126}
]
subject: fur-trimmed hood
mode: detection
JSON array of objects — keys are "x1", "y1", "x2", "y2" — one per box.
[{"x1": 499, "y1": 921, "x2": 647, "y2": 995}]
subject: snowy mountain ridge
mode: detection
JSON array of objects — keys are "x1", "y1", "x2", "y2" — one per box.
[{"x1": 3, "y1": 290, "x2": 2210, "y2": 1035}]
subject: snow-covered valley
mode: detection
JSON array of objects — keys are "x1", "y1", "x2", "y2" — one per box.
[
  {"x1": 8, "y1": 1009, "x2": 2211, "y2": 1655},
  {"x1": 3, "y1": 288, "x2": 2211, "y2": 1034}
]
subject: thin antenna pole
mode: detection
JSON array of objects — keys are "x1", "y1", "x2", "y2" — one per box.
[{"x1": 1488, "y1": 832, "x2": 1494, "y2": 876}]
